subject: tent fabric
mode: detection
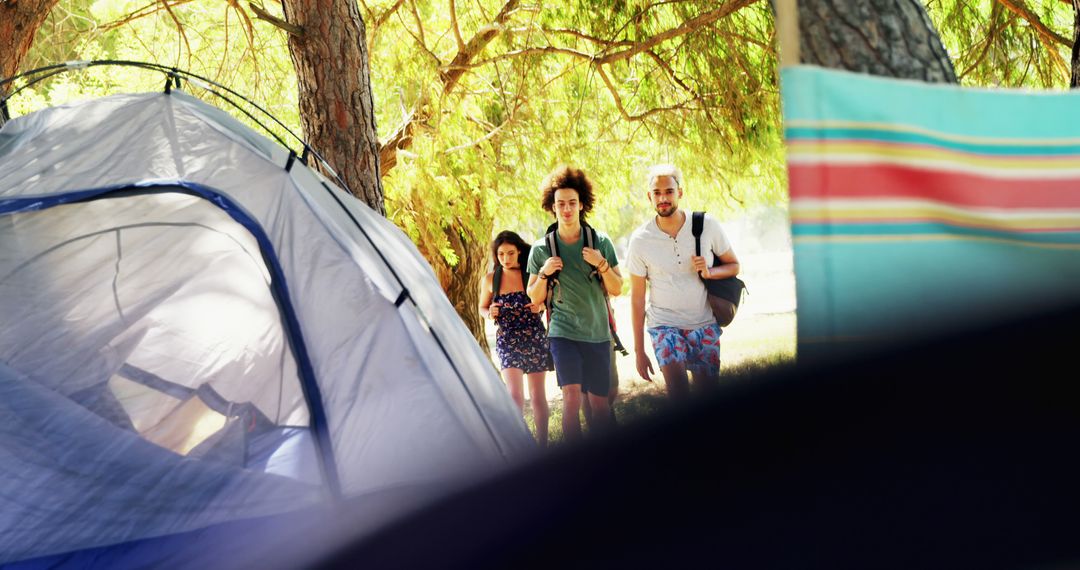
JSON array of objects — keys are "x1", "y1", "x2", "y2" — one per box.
[
  {"x1": 0, "y1": 90, "x2": 534, "y2": 564},
  {"x1": 783, "y1": 66, "x2": 1080, "y2": 357}
]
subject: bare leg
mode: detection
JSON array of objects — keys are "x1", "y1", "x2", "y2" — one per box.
[
  {"x1": 659, "y1": 361, "x2": 691, "y2": 402},
  {"x1": 501, "y1": 368, "x2": 525, "y2": 413},
  {"x1": 526, "y1": 371, "x2": 549, "y2": 447},
  {"x1": 561, "y1": 384, "x2": 583, "y2": 442},
  {"x1": 586, "y1": 392, "x2": 611, "y2": 435},
  {"x1": 582, "y1": 344, "x2": 618, "y2": 428},
  {"x1": 608, "y1": 349, "x2": 620, "y2": 424},
  {"x1": 691, "y1": 367, "x2": 721, "y2": 395}
]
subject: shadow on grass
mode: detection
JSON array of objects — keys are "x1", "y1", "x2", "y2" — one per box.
[{"x1": 523, "y1": 353, "x2": 796, "y2": 446}]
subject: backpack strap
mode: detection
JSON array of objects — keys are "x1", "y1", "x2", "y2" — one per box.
[
  {"x1": 544, "y1": 227, "x2": 560, "y2": 280},
  {"x1": 582, "y1": 222, "x2": 628, "y2": 356},
  {"x1": 543, "y1": 225, "x2": 560, "y2": 322},
  {"x1": 491, "y1": 264, "x2": 503, "y2": 297},
  {"x1": 583, "y1": 223, "x2": 603, "y2": 286},
  {"x1": 692, "y1": 211, "x2": 705, "y2": 257}
]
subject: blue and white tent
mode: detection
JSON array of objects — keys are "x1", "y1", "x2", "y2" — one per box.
[{"x1": 0, "y1": 85, "x2": 534, "y2": 566}]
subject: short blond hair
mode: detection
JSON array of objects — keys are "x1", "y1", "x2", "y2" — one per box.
[{"x1": 647, "y1": 164, "x2": 683, "y2": 189}]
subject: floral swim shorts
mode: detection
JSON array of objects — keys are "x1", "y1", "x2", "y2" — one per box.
[{"x1": 647, "y1": 323, "x2": 722, "y2": 374}]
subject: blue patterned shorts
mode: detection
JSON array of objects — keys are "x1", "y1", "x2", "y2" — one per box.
[{"x1": 647, "y1": 324, "x2": 722, "y2": 374}]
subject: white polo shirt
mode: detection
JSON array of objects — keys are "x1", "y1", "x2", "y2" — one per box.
[{"x1": 626, "y1": 212, "x2": 732, "y2": 329}]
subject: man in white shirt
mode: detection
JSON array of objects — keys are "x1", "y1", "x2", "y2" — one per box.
[{"x1": 626, "y1": 164, "x2": 740, "y2": 400}]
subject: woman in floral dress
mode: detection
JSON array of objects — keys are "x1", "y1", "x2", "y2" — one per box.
[{"x1": 478, "y1": 231, "x2": 551, "y2": 446}]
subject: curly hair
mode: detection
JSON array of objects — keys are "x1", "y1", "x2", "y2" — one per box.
[
  {"x1": 539, "y1": 165, "x2": 595, "y2": 221},
  {"x1": 490, "y1": 230, "x2": 531, "y2": 270}
]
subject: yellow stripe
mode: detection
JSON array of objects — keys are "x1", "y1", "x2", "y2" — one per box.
[
  {"x1": 786, "y1": 141, "x2": 1080, "y2": 170},
  {"x1": 793, "y1": 233, "x2": 1080, "y2": 251},
  {"x1": 786, "y1": 119, "x2": 1080, "y2": 147}
]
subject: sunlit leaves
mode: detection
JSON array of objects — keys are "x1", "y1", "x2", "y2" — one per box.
[{"x1": 929, "y1": 0, "x2": 1074, "y2": 88}]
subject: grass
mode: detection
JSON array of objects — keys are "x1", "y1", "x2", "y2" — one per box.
[{"x1": 521, "y1": 311, "x2": 796, "y2": 446}]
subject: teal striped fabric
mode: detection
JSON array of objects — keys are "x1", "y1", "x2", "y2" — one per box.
[{"x1": 783, "y1": 66, "x2": 1080, "y2": 357}]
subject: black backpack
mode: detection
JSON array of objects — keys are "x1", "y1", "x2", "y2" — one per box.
[
  {"x1": 692, "y1": 211, "x2": 747, "y2": 326},
  {"x1": 543, "y1": 222, "x2": 628, "y2": 356}
]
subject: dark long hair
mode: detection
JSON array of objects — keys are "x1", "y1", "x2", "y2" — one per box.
[{"x1": 490, "y1": 230, "x2": 531, "y2": 272}]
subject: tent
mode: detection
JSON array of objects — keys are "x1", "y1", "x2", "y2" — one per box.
[{"x1": 0, "y1": 75, "x2": 535, "y2": 566}]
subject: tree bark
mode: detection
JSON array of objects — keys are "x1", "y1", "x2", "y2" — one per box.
[
  {"x1": 1071, "y1": 0, "x2": 1080, "y2": 88},
  {"x1": 0, "y1": 0, "x2": 60, "y2": 123},
  {"x1": 435, "y1": 225, "x2": 489, "y2": 354},
  {"x1": 279, "y1": 0, "x2": 384, "y2": 213},
  {"x1": 797, "y1": 0, "x2": 957, "y2": 83}
]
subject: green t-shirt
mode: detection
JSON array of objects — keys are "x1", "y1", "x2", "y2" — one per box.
[{"x1": 528, "y1": 227, "x2": 619, "y2": 343}]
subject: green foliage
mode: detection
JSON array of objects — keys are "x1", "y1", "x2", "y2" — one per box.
[
  {"x1": 14, "y1": 0, "x2": 786, "y2": 261},
  {"x1": 928, "y1": 0, "x2": 1074, "y2": 88},
  {"x1": 15, "y1": 0, "x2": 300, "y2": 147},
  {"x1": 17, "y1": 0, "x2": 1069, "y2": 301},
  {"x1": 367, "y1": 0, "x2": 785, "y2": 252}
]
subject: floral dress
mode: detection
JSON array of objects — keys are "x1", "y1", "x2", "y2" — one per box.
[{"x1": 494, "y1": 290, "x2": 551, "y2": 373}]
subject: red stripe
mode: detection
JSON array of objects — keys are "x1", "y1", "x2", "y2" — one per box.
[
  {"x1": 789, "y1": 216, "x2": 1080, "y2": 233},
  {"x1": 788, "y1": 164, "x2": 1080, "y2": 208}
]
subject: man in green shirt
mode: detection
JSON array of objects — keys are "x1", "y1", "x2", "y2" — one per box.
[{"x1": 527, "y1": 166, "x2": 623, "y2": 441}]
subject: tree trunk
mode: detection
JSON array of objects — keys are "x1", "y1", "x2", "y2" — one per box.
[
  {"x1": 797, "y1": 0, "x2": 957, "y2": 83},
  {"x1": 0, "y1": 0, "x2": 60, "y2": 124},
  {"x1": 279, "y1": 0, "x2": 384, "y2": 213},
  {"x1": 1071, "y1": 0, "x2": 1080, "y2": 88},
  {"x1": 413, "y1": 219, "x2": 490, "y2": 352},
  {"x1": 443, "y1": 229, "x2": 489, "y2": 354}
]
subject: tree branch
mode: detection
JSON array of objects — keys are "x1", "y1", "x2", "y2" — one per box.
[
  {"x1": 441, "y1": 0, "x2": 520, "y2": 95},
  {"x1": 450, "y1": 0, "x2": 466, "y2": 52},
  {"x1": 226, "y1": 0, "x2": 255, "y2": 48},
  {"x1": 374, "y1": 0, "x2": 406, "y2": 30},
  {"x1": 959, "y1": 2, "x2": 1003, "y2": 80},
  {"x1": 366, "y1": 0, "x2": 405, "y2": 52},
  {"x1": 98, "y1": 0, "x2": 196, "y2": 32},
  {"x1": 595, "y1": 0, "x2": 760, "y2": 65},
  {"x1": 719, "y1": 29, "x2": 775, "y2": 52},
  {"x1": 446, "y1": 113, "x2": 513, "y2": 153},
  {"x1": 248, "y1": 1, "x2": 302, "y2": 36},
  {"x1": 595, "y1": 62, "x2": 709, "y2": 121},
  {"x1": 409, "y1": 0, "x2": 427, "y2": 49},
  {"x1": 442, "y1": 45, "x2": 594, "y2": 70},
  {"x1": 381, "y1": 0, "x2": 520, "y2": 174},
  {"x1": 645, "y1": 48, "x2": 723, "y2": 130},
  {"x1": 994, "y1": 0, "x2": 1072, "y2": 46},
  {"x1": 645, "y1": 49, "x2": 693, "y2": 93},
  {"x1": 160, "y1": 0, "x2": 193, "y2": 60},
  {"x1": 991, "y1": 0, "x2": 1071, "y2": 81},
  {"x1": 504, "y1": 26, "x2": 636, "y2": 47},
  {"x1": 397, "y1": 1, "x2": 442, "y2": 68}
]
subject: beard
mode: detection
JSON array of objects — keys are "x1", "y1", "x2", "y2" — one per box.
[{"x1": 656, "y1": 204, "x2": 677, "y2": 217}]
